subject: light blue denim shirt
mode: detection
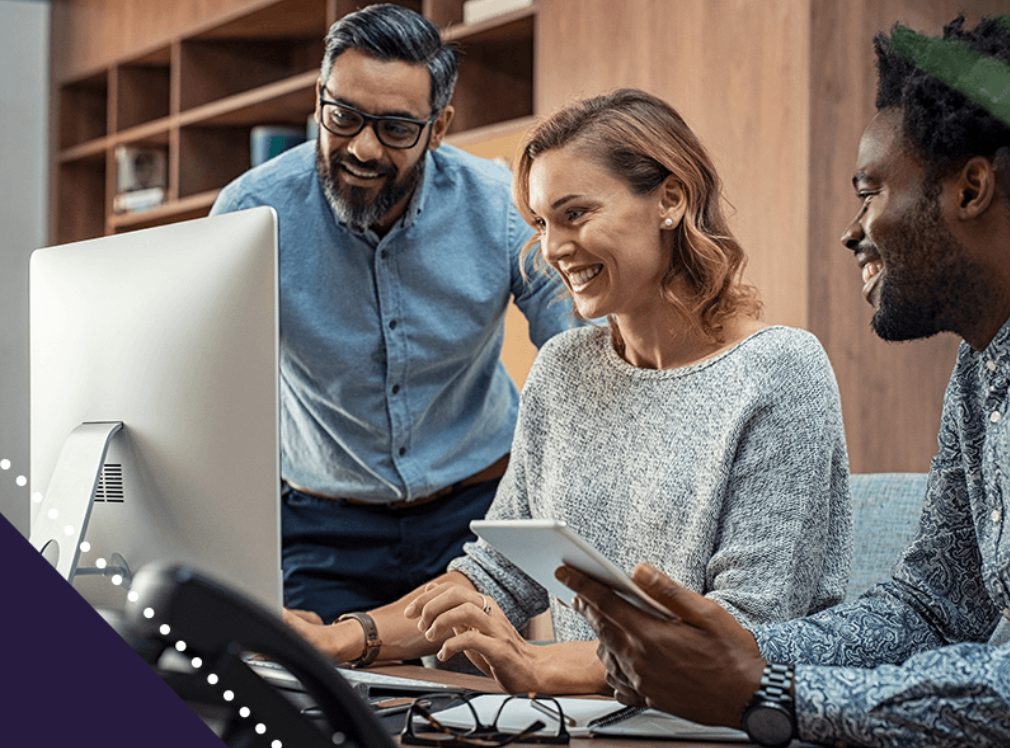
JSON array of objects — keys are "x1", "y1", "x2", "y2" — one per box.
[
  {"x1": 211, "y1": 141, "x2": 572, "y2": 502},
  {"x1": 754, "y1": 316, "x2": 1010, "y2": 746}
]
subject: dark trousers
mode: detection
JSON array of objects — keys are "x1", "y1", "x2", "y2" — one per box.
[{"x1": 281, "y1": 479, "x2": 499, "y2": 623}]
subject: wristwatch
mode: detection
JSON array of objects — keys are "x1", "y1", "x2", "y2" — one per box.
[
  {"x1": 335, "y1": 611, "x2": 382, "y2": 668},
  {"x1": 741, "y1": 663, "x2": 796, "y2": 747}
]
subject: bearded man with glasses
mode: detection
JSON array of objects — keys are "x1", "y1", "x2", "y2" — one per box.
[{"x1": 211, "y1": 4, "x2": 573, "y2": 626}]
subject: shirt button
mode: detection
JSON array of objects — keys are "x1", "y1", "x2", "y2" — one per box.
[
  {"x1": 993, "y1": 509, "x2": 1002, "y2": 523},
  {"x1": 392, "y1": 384, "x2": 400, "y2": 394},
  {"x1": 389, "y1": 320, "x2": 398, "y2": 330},
  {"x1": 987, "y1": 360, "x2": 998, "y2": 372},
  {"x1": 991, "y1": 410, "x2": 1002, "y2": 424},
  {"x1": 398, "y1": 447, "x2": 406, "y2": 456}
]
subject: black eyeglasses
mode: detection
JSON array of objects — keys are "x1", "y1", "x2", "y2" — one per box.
[
  {"x1": 401, "y1": 692, "x2": 571, "y2": 746},
  {"x1": 318, "y1": 92, "x2": 435, "y2": 149}
]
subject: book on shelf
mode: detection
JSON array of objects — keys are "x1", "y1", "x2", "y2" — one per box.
[
  {"x1": 462, "y1": 0, "x2": 533, "y2": 25},
  {"x1": 250, "y1": 125, "x2": 306, "y2": 168},
  {"x1": 112, "y1": 187, "x2": 166, "y2": 214}
]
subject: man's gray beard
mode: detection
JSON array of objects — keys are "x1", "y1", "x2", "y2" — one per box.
[{"x1": 316, "y1": 144, "x2": 425, "y2": 233}]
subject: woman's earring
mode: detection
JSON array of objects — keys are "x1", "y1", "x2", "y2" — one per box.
[{"x1": 662, "y1": 217, "x2": 674, "y2": 228}]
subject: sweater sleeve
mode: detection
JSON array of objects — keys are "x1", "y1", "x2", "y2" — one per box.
[
  {"x1": 704, "y1": 334, "x2": 852, "y2": 626},
  {"x1": 447, "y1": 356, "x2": 552, "y2": 630}
]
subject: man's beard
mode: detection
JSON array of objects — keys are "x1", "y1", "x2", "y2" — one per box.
[
  {"x1": 316, "y1": 143, "x2": 425, "y2": 233},
  {"x1": 871, "y1": 188, "x2": 992, "y2": 342}
]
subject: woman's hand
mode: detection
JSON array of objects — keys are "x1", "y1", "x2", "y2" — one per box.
[
  {"x1": 557, "y1": 563, "x2": 765, "y2": 728},
  {"x1": 404, "y1": 582, "x2": 549, "y2": 692},
  {"x1": 403, "y1": 583, "x2": 605, "y2": 694}
]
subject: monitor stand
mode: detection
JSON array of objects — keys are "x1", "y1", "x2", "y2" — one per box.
[{"x1": 30, "y1": 421, "x2": 123, "y2": 581}]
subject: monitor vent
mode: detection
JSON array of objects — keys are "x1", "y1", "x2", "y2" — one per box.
[{"x1": 94, "y1": 464, "x2": 124, "y2": 502}]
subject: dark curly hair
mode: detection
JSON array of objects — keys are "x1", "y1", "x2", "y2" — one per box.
[{"x1": 874, "y1": 15, "x2": 1010, "y2": 187}]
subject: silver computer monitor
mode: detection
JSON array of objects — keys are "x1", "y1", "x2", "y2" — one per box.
[{"x1": 28, "y1": 207, "x2": 281, "y2": 613}]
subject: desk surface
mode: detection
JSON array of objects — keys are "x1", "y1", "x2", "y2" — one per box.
[{"x1": 367, "y1": 664, "x2": 763, "y2": 748}]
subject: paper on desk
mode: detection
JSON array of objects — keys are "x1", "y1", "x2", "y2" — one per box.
[
  {"x1": 591, "y1": 708, "x2": 750, "y2": 742},
  {"x1": 427, "y1": 695, "x2": 624, "y2": 737}
]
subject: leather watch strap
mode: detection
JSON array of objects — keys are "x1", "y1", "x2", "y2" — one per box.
[{"x1": 336, "y1": 611, "x2": 382, "y2": 668}]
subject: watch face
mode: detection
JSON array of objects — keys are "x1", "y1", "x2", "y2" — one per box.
[{"x1": 744, "y1": 703, "x2": 793, "y2": 746}]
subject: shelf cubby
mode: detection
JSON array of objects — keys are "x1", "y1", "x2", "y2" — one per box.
[
  {"x1": 56, "y1": 155, "x2": 106, "y2": 244},
  {"x1": 112, "y1": 46, "x2": 172, "y2": 132},
  {"x1": 178, "y1": 125, "x2": 253, "y2": 199},
  {"x1": 58, "y1": 71, "x2": 109, "y2": 150}
]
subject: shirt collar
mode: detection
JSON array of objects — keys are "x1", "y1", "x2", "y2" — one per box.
[
  {"x1": 979, "y1": 315, "x2": 1010, "y2": 369},
  {"x1": 399, "y1": 149, "x2": 435, "y2": 230}
]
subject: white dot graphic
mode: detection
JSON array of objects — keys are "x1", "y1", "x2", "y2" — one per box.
[
  {"x1": 159, "y1": 624, "x2": 171, "y2": 636},
  {"x1": 142, "y1": 606, "x2": 155, "y2": 619},
  {"x1": 127, "y1": 591, "x2": 139, "y2": 603},
  {"x1": 223, "y1": 690, "x2": 235, "y2": 702},
  {"x1": 79, "y1": 541, "x2": 91, "y2": 553},
  {"x1": 174, "y1": 640, "x2": 187, "y2": 652},
  {"x1": 191, "y1": 657, "x2": 203, "y2": 669},
  {"x1": 239, "y1": 706, "x2": 251, "y2": 719},
  {"x1": 47, "y1": 507, "x2": 59, "y2": 520},
  {"x1": 15, "y1": 475, "x2": 26, "y2": 487},
  {"x1": 32, "y1": 492, "x2": 43, "y2": 504},
  {"x1": 207, "y1": 673, "x2": 219, "y2": 685},
  {"x1": 111, "y1": 574, "x2": 123, "y2": 586},
  {"x1": 254, "y1": 723, "x2": 266, "y2": 735},
  {"x1": 271, "y1": 741, "x2": 283, "y2": 748},
  {"x1": 0, "y1": 459, "x2": 10, "y2": 470},
  {"x1": 95, "y1": 558, "x2": 107, "y2": 570},
  {"x1": 63, "y1": 525, "x2": 75, "y2": 536}
]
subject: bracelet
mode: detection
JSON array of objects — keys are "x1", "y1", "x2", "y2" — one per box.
[{"x1": 335, "y1": 611, "x2": 381, "y2": 668}]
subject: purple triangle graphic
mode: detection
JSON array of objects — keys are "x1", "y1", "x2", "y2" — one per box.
[{"x1": 0, "y1": 511, "x2": 225, "y2": 747}]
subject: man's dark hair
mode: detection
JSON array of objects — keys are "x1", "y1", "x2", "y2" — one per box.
[
  {"x1": 320, "y1": 3, "x2": 458, "y2": 114},
  {"x1": 875, "y1": 15, "x2": 1010, "y2": 184}
]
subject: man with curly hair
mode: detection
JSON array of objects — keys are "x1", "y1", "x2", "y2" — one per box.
[{"x1": 561, "y1": 15, "x2": 1010, "y2": 747}]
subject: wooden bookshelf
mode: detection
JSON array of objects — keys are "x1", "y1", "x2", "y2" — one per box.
[{"x1": 51, "y1": 0, "x2": 540, "y2": 245}]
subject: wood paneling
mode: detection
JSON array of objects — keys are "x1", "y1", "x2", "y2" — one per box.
[{"x1": 807, "y1": 0, "x2": 1010, "y2": 472}]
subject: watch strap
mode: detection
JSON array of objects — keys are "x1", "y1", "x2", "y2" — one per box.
[
  {"x1": 336, "y1": 611, "x2": 382, "y2": 668},
  {"x1": 743, "y1": 663, "x2": 796, "y2": 746}
]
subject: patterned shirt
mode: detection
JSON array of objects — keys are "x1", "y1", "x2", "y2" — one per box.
[
  {"x1": 755, "y1": 318, "x2": 1010, "y2": 747},
  {"x1": 211, "y1": 142, "x2": 573, "y2": 502}
]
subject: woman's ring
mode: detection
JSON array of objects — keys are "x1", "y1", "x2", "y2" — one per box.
[{"x1": 481, "y1": 595, "x2": 492, "y2": 615}]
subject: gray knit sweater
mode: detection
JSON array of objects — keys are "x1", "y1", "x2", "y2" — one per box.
[{"x1": 449, "y1": 325, "x2": 852, "y2": 642}]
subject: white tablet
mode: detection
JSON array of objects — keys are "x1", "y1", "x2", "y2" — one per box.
[{"x1": 470, "y1": 519, "x2": 675, "y2": 620}]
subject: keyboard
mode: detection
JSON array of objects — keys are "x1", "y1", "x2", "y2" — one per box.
[{"x1": 244, "y1": 656, "x2": 460, "y2": 695}]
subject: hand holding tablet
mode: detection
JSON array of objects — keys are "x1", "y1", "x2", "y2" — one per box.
[{"x1": 469, "y1": 519, "x2": 676, "y2": 620}]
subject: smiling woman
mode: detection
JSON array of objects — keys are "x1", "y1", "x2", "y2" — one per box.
[{"x1": 284, "y1": 88, "x2": 854, "y2": 699}]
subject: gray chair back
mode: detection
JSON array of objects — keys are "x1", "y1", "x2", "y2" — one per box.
[{"x1": 846, "y1": 473, "x2": 927, "y2": 601}]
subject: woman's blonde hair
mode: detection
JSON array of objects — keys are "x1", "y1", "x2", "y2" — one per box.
[{"x1": 513, "y1": 88, "x2": 761, "y2": 341}]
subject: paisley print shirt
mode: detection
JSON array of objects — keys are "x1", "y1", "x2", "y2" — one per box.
[{"x1": 754, "y1": 319, "x2": 1010, "y2": 747}]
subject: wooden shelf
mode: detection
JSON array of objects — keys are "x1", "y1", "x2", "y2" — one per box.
[
  {"x1": 59, "y1": 136, "x2": 110, "y2": 164},
  {"x1": 109, "y1": 190, "x2": 219, "y2": 232},
  {"x1": 112, "y1": 118, "x2": 172, "y2": 147},
  {"x1": 442, "y1": 5, "x2": 537, "y2": 42},
  {"x1": 52, "y1": 0, "x2": 538, "y2": 244},
  {"x1": 177, "y1": 70, "x2": 317, "y2": 128}
]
